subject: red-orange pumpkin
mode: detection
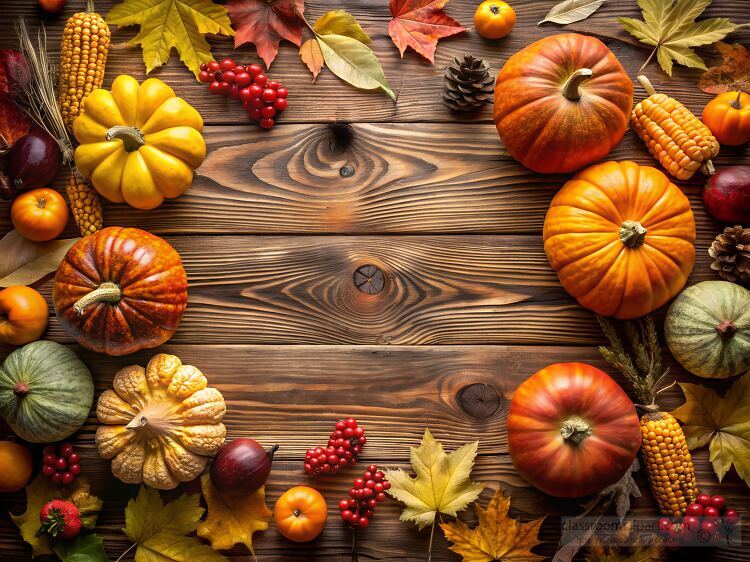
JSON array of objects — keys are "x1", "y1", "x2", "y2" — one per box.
[
  {"x1": 507, "y1": 362, "x2": 641, "y2": 498},
  {"x1": 52, "y1": 227, "x2": 187, "y2": 355},
  {"x1": 494, "y1": 33, "x2": 633, "y2": 174}
]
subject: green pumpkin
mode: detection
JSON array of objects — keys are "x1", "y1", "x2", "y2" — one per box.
[
  {"x1": 665, "y1": 281, "x2": 750, "y2": 379},
  {"x1": 0, "y1": 341, "x2": 94, "y2": 443}
]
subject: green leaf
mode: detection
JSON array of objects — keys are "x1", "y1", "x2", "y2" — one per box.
[
  {"x1": 313, "y1": 10, "x2": 370, "y2": 43},
  {"x1": 53, "y1": 534, "x2": 109, "y2": 562},
  {"x1": 618, "y1": 0, "x2": 743, "y2": 76},
  {"x1": 315, "y1": 33, "x2": 395, "y2": 100},
  {"x1": 107, "y1": 0, "x2": 234, "y2": 78},
  {"x1": 537, "y1": 0, "x2": 607, "y2": 26}
]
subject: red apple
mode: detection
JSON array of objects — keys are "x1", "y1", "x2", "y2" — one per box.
[
  {"x1": 703, "y1": 166, "x2": 750, "y2": 223},
  {"x1": 210, "y1": 438, "x2": 278, "y2": 492}
]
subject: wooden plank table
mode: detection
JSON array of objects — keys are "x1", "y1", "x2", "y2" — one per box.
[{"x1": 1, "y1": 0, "x2": 749, "y2": 560}]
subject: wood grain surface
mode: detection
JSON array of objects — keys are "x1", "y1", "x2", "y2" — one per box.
[{"x1": 0, "y1": 0, "x2": 749, "y2": 561}]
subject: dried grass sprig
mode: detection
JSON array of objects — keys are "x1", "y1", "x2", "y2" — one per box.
[{"x1": 14, "y1": 18, "x2": 73, "y2": 163}]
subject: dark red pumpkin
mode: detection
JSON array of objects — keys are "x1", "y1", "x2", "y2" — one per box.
[
  {"x1": 53, "y1": 227, "x2": 188, "y2": 356},
  {"x1": 507, "y1": 362, "x2": 641, "y2": 498},
  {"x1": 494, "y1": 33, "x2": 633, "y2": 174}
]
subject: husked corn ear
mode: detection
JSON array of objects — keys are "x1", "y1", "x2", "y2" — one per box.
[
  {"x1": 59, "y1": 0, "x2": 110, "y2": 129},
  {"x1": 640, "y1": 411, "x2": 697, "y2": 518},
  {"x1": 66, "y1": 170, "x2": 103, "y2": 237},
  {"x1": 631, "y1": 75, "x2": 719, "y2": 181}
]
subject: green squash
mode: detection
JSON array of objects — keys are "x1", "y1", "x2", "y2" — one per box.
[
  {"x1": 0, "y1": 341, "x2": 94, "y2": 442},
  {"x1": 665, "y1": 281, "x2": 750, "y2": 378}
]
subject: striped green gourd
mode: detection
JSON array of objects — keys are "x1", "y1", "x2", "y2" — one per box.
[
  {"x1": 665, "y1": 281, "x2": 750, "y2": 379},
  {"x1": 0, "y1": 341, "x2": 94, "y2": 442}
]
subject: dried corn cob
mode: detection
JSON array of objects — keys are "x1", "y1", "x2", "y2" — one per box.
[
  {"x1": 58, "y1": 0, "x2": 110, "y2": 129},
  {"x1": 598, "y1": 316, "x2": 697, "y2": 518},
  {"x1": 639, "y1": 409, "x2": 696, "y2": 517},
  {"x1": 631, "y1": 75, "x2": 719, "y2": 180},
  {"x1": 66, "y1": 169, "x2": 103, "y2": 236}
]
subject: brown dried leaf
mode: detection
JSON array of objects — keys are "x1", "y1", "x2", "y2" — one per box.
[
  {"x1": 299, "y1": 39, "x2": 324, "y2": 81},
  {"x1": 0, "y1": 230, "x2": 79, "y2": 288},
  {"x1": 699, "y1": 42, "x2": 750, "y2": 94}
]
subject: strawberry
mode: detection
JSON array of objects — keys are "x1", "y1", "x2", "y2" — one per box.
[{"x1": 39, "y1": 499, "x2": 81, "y2": 540}]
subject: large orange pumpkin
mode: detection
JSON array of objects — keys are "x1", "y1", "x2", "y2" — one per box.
[
  {"x1": 544, "y1": 161, "x2": 696, "y2": 319},
  {"x1": 507, "y1": 362, "x2": 641, "y2": 498},
  {"x1": 494, "y1": 33, "x2": 633, "y2": 174}
]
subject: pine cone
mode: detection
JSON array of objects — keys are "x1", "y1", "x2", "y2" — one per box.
[
  {"x1": 709, "y1": 225, "x2": 750, "y2": 284},
  {"x1": 442, "y1": 55, "x2": 494, "y2": 112}
]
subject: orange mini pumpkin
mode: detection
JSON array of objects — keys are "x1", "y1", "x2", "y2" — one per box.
[
  {"x1": 702, "y1": 91, "x2": 750, "y2": 146},
  {"x1": 543, "y1": 161, "x2": 696, "y2": 319},
  {"x1": 494, "y1": 33, "x2": 633, "y2": 174}
]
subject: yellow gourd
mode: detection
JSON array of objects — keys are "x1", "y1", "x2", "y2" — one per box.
[
  {"x1": 95, "y1": 354, "x2": 226, "y2": 490},
  {"x1": 73, "y1": 75, "x2": 206, "y2": 210}
]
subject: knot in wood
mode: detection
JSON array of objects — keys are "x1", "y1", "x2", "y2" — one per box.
[
  {"x1": 354, "y1": 265, "x2": 385, "y2": 294},
  {"x1": 458, "y1": 383, "x2": 502, "y2": 419},
  {"x1": 339, "y1": 164, "x2": 355, "y2": 177}
]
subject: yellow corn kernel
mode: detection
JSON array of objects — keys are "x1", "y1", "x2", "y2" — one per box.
[
  {"x1": 640, "y1": 411, "x2": 697, "y2": 518},
  {"x1": 66, "y1": 169, "x2": 103, "y2": 236},
  {"x1": 59, "y1": 1, "x2": 110, "y2": 129},
  {"x1": 631, "y1": 76, "x2": 719, "y2": 181}
]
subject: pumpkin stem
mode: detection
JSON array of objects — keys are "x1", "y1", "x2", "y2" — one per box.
[
  {"x1": 715, "y1": 320, "x2": 737, "y2": 340},
  {"x1": 701, "y1": 159, "x2": 716, "y2": 176},
  {"x1": 637, "y1": 75, "x2": 657, "y2": 97},
  {"x1": 560, "y1": 417, "x2": 592, "y2": 444},
  {"x1": 619, "y1": 220, "x2": 648, "y2": 248},
  {"x1": 125, "y1": 414, "x2": 149, "y2": 430},
  {"x1": 562, "y1": 68, "x2": 593, "y2": 101},
  {"x1": 74, "y1": 282, "x2": 122, "y2": 315},
  {"x1": 731, "y1": 90, "x2": 743, "y2": 110},
  {"x1": 13, "y1": 382, "x2": 30, "y2": 397},
  {"x1": 106, "y1": 126, "x2": 145, "y2": 152}
]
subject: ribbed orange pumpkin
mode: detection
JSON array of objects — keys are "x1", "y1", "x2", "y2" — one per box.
[
  {"x1": 494, "y1": 33, "x2": 633, "y2": 174},
  {"x1": 543, "y1": 161, "x2": 696, "y2": 319}
]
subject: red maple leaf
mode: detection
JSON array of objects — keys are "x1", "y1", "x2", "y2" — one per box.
[
  {"x1": 388, "y1": 0, "x2": 466, "y2": 64},
  {"x1": 227, "y1": 0, "x2": 305, "y2": 69},
  {"x1": 0, "y1": 49, "x2": 30, "y2": 149}
]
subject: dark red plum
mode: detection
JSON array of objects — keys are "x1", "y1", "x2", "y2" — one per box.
[
  {"x1": 703, "y1": 166, "x2": 750, "y2": 224},
  {"x1": 210, "y1": 438, "x2": 278, "y2": 492},
  {"x1": 6, "y1": 126, "x2": 62, "y2": 190}
]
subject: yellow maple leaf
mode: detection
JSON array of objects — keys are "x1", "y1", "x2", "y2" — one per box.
[
  {"x1": 123, "y1": 485, "x2": 226, "y2": 562},
  {"x1": 107, "y1": 0, "x2": 234, "y2": 78},
  {"x1": 197, "y1": 474, "x2": 272, "y2": 555},
  {"x1": 440, "y1": 489, "x2": 545, "y2": 562},
  {"x1": 9, "y1": 473, "x2": 57, "y2": 558},
  {"x1": 385, "y1": 428, "x2": 484, "y2": 530}
]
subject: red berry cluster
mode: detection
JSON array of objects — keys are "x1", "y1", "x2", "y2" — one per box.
[
  {"x1": 41, "y1": 443, "x2": 81, "y2": 486},
  {"x1": 338, "y1": 464, "x2": 389, "y2": 528},
  {"x1": 198, "y1": 58, "x2": 288, "y2": 129},
  {"x1": 658, "y1": 493, "x2": 740, "y2": 546},
  {"x1": 304, "y1": 417, "x2": 366, "y2": 476}
]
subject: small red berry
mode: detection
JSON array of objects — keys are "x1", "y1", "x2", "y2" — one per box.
[
  {"x1": 338, "y1": 500, "x2": 349, "y2": 511},
  {"x1": 198, "y1": 70, "x2": 211, "y2": 83},
  {"x1": 230, "y1": 84, "x2": 240, "y2": 99},
  {"x1": 255, "y1": 73, "x2": 268, "y2": 87},
  {"x1": 344, "y1": 427, "x2": 355, "y2": 438},
  {"x1": 248, "y1": 63, "x2": 263, "y2": 76},
  {"x1": 55, "y1": 458, "x2": 67, "y2": 471},
  {"x1": 697, "y1": 493, "x2": 712, "y2": 507},
  {"x1": 240, "y1": 87, "x2": 252, "y2": 102},
  {"x1": 346, "y1": 418, "x2": 357, "y2": 427},
  {"x1": 61, "y1": 472, "x2": 75, "y2": 486},
  {"x1": 683, "y1": 516, "x2": 700, "y2": 532},
  {"x1": 354, "y1": 427, "x2": 364, "y2": 437},
  {"x1": 373, "y1": 471, "x2": 384, "y2": 482},
  {"x1": 247, "y1": 108, "x2": 261, "y2": 121},
  {"x1": 711, "y1": 496, "x2": 726, "y2": 512},
  {"x1": 219, "y1": 81, "x2": 232, "y2": 96},
  {"x1": 353, "y1": 478, "x2": 364, "y2": 489},
  {"x1": 220, "y1": 58, "x2": 236, "y2": 71},
  {"x1": 267, "y1": 80, "x2": 280, "y2": 89},
  {"x1": 724, "y1": 509, "x2": 739, "y2": 526},
  {"x1": 261, "y1": 88, "x2": 277, "y2": 103},
  {"x1": 357, "y1": 517, "x2": 369, "y2": 528},
  {"x1": 382, "y1": 481, "x2": 391, "y2": 490},
  {"x1": 200, "y1": 63, "x2": 208, "y2": 71},
  {"x1": 658, "y1": 517, "x2": 671, "y2": 532},
  {"x1": 69, "y1": 464, "x2": 81, "y2": 476},
  {"x1": 341, "y1": 509, "x2": 353, "y2": 521},
  {"x1": 60, "y1": 444, "x2": 74, "y2": 457},
  {"x1": 236, "y1": 72, "x2": 252, "y2": 88},
  {"x1": 277, "y1": 86, "x2": 289, "y2": 98},
  {"x1": 260, "y1": 118, "x2": 275, "y2": 129},
  {"x1": 260, "y1": 106, "x2": 276, "y2": 119},
  {"x1": 321, "y1": 463, "x2": 331, "y2": 473},
  {"x1": 700, "y1": 520, "x2": 716, "y2": 533},
  {"x1": 362, "y1": 472, "x2": 373, "y2": 480},
  {"x1": 274, "y1": 98, "x2": 288, "y2": 111},
  {"x1": 223, "y1": 70, "x2": 236, "y2": 84},
  {"x1": 375, "y1": 492, "x2": 386, "y2": 502},
  {"x1": 374, "y1": 482, "x2": 384, "y2": 493},
  {"x1": 42, "y1": 464, "x2": 56, "y2": 477},
  {"x1": 209, "y1": 81, "x2": 222, "y2": 95},
  {"x1": 358, "y1": 436, "x2": 367, "y2": 445},
  {"x1": 43, "y1": 453, "x2": 56, "y2": 466},
  {"x1": 703, "y1": 506, "x2": 720, "y2": 521},
  {"x1": 233, "y1": 65, "x2": 246, "y2": 74},
  {"x1": 51, "y1": 472, "x2": 63, "y2": 484},
  {"x1": 686, "y1": 503, "x2": 704, "y2": 517},
  {"x1": 251, "y1": 96, "x2": 264, "y2": 109},
  {"x1": 348, "y1": 512, "x2": 360, "y2": 525}
]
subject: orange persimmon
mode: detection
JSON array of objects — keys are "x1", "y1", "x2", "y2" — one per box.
[
  {"x1": 0, "y1": 286, "x2": 49, "y2": 346},
  {"x1": 0, "y1": 441, "x2": 33, "y2": 492},
  {"x1": 474, "y1": 1, "x2": 515, "y2": 40},
  {"x1": 11, "y1": 188, "x2": 69, "y2": 242},
  {"x1": 274, "y1": 486, "x2": 328, "y2": 542},
  {"x1": 702, "y1": 91, "x2": 750, "y2": 146}
]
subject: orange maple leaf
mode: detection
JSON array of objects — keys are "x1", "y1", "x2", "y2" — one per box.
[
  {"x1": 388, "y1": 0, "x2": 466, "y2": 64},
  {"x1": 227, "y1": 0, "x2": 305, "y2": 69}
]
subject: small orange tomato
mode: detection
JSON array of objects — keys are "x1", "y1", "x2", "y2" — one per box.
[
  {"x1": 274, "y1": 486, "x2": 328, "y2": 542},
  {"x1": 702, "y1": 91, "x2": 750, "y2": 146},
  {"x1": 0, "y1": 441, "x2": 33, "y2": 493},
  {"x1": 38, "y1": 0, "x2": 67, "y2": 13},
  {"x1": 11, "y1": 188, "x2": 69, "y2": 242},
  {"x1": 474, "y1": 0, "x2": 516, "y2": 40},
  {"x1": 0, "y1": 286, "x2": 49, "y2": 346}
]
